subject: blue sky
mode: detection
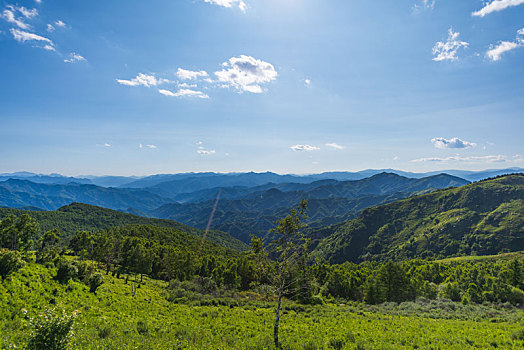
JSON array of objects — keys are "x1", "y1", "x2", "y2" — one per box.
[{"x1": 0, "y1": 0, "x2": 523, "y2": 176}]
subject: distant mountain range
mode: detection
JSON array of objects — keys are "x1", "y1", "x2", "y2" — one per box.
[
  {"x1": 1, "y1": 167, "x2": 521, "y2": 188},
  {"x1": 0, "y1": 169, "x2": 521, "y2": 249},
  {"x1": 313, "y1": 174, "x2": 524, "y2": 264},
  {"x1": 0, "y1": 179, "x2": 171, "y2": 211},
  {"x1": 150, "y1": 173, "x2": 470, "y2": 242}
]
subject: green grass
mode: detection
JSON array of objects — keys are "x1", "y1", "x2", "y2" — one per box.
[
  {"x1": 436, "y1": 251, "x2": 524, "y2": 263},
  {"x1": 1, "y1": 262, "x2": 523, "y2": 349}
]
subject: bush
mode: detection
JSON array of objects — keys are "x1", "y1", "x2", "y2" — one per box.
[
  {"x1": 511, "y1": 328, "x2": 524, "y2": 341},
  {"x1": 136, "y1": 319, "x2": 149, "y2": 335},
  {"x1": 97, "y1": 325, "x2": 112, "y2": 339},
  {"x1": 27, "y1": 309, "x2": 77, "y2": 350},
  {"x1": 0, "y1": 249, "x2": 24, "y2": 278},
  {"x1": 328, "y1": 337, "x2": 345, "y2": 350},
  {"x1": 89, "y1": 273, "x2": 104, "y2": 294},
  {"x1": 56, "y1": 260, "x2": 78, "y2": 284}
]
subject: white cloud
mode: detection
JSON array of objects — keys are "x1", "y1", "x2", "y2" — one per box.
[
  {"x1": 304, "y1": 79, "x2": 311, "y2": 87},
  {"x1": 290, "y1": 144, "x2": 320, "y2": 151},
  {"x1": 17, "y1": 6, "x2": 38, "y2": 19},
  {"x1": 146, "y1": 144, "x2": 157, "y2": 149},
  {"x1": 432, "y1": 28, "x2": 469, "y2": 61},
  {"x1": 486, "y1": 41, "x2": 520, "y2": 61},
  {"x1": 197, "y1": 149, "x2": 216, "y2": 155},
  {"x1": 55, "y1": 20, "x2": 66, "y2": 27},
  {"x1": 2, "y1": 9, "x2": 30, "y2": 29},
  {"x1": 104, "y1": 143, "x2": 111, "y2": 147},
  {"x1": 43, "y1": 44, "x2": 55, "y2": 51},
  {"x1": 204, "y1": 0, "x2": 247, "y2": 12},
  {"x1": 414, "y1": 0, "x2": 435, "y2": 11},
  {"x1": 325, "y1": 143, "x2": 344, "y2": 150},
  {"x1": 158, "y1": 88, "x2": 209, "y2": 99},
  {"x1": 472, "y1": 0, "x2": 524, "y2": 17},
  {"x1": 485, "y1": 28, "x2": 524, "y2": 61},
  {"x1": 178, "y1": 82, "x2": 198, "y2": 88},
  {"x1": 46, "y1": 24, "x2": 54, "y2": 32},
  {"x1": 431, "y1": 137, "x2": 476, "y2": 149},
  {"x1": 64, "y1": 52, "x2": 86, "y2": 63},
  {"x1": 412, "y1": 155, "x2": 508, "y2": 163},
  {"x1": 215, "y1": 55, "x2": 278, "y2": 93},
  {"x1": 393, "y1": 156, "x2": 400, "y2": 161},
  {"x1": 10, "y1": 28, "x2": 53, "y2": 46},
  {"x1": 117, "y1": 73, "x2": 169, "y2": 87},
  {"x1": 176, "y1": 68, "x2": 209, "y2": 80}
]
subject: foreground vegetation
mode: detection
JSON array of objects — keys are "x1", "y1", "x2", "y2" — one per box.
[{"x1": 1, "y1": 261, "x2": 523, "y2": 349}]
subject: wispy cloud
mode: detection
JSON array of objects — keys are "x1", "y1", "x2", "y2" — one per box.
[
  {"x1": 486, "y1": 28, "x2": 524, "y2": 61},
  {"x1": 290, "y1": 144, "x2": 320, "y2": 151},
  {"x1": 64, "y1": 52, "x2": 86, "y2": 63},
  {"x1": 158, "y1": 88, "x2": 209, "y2": 99},
  {"x1": 204, "y1": 0, "x2": 247, "y2": 12},
  {"x1": 176, "y1": 68, "x2": 209, "y2": 80},
  {"x1": 139, "y1": 144, "x2": 157, "y2": 149},
  {"x1": 10, "y1": 28, "x2": 53, "y2": 47},
  {"x1": 197, "y1": 149, "x2": 216, "y2": 155},
  {"x1": 432, "y1": 28, "x2": 469, "y2": 61},
  {"x1": 2, "y1": 8, "x2": 30, "y2": 29},
  {"x1": 215, "y1": 55, "x2": 278, "y2": 93},
  {"x1": 412, "y1": 155, "x2": 509, "y2": 163},
  {"x1": 117, "y1": 73, "x2": 170, "y2": 87},
  {"x1": 304, "y1": 79, "x2": 311, "y2": 87},
  {"x1": 325, "y1": 143, "x2": 344, "y2": 150},
  {"x1": 472, "y1": 0, "x2": 524, "y2": 17},
  {"x1": 47, "y1": 20, "x2": 67, "y2": 32},
  {"x1": 413, "y1": 0, "x2": 435, "y2": 11},
  {"x1": 104, "y1": 143, "x2": 111, "y2": 147},
  {"x1": 431, "y1": 137, "x2": 476, "y2": 149}
]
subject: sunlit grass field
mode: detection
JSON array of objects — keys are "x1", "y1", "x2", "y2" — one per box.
[{"x1": 1, "y1": 262, "x2": 523, "y2": 349}]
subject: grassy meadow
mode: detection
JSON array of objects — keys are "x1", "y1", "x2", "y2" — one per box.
[{"x1": 1, "y1": 261, "x2": 523, "y2": 350}]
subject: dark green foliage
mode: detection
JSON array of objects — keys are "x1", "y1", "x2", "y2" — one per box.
[
  {"x1": 315, "y1": 174, "x2": 524, "y2": 264},
  {"x1": 89, "y1": 273, "x2": 104, "y2": 294},
  {"x1": 27, "y1": 309, "x2": 77, "y2": 350},
  {"x1": 136, "y1": 319, "x2": 149, "y2": 335},
  {"x1": 0, "y1": 248, "x2": 25, "y2": 277},
  {"x1": 0, "y1": 203, "x2": 247, "y2": 251},
  {"x1": 56, "y1": 259, "x2": 79, "y2": 284},
  {"x1": 0, "y1": 213, "x2": 39, "y2": 251}
]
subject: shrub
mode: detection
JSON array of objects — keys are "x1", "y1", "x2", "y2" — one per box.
[
  {"x1": 0, "y1": 249, "x2": 24, "y2": 278},
  {"x1": 511, "y1": 328, "x2": 524, "y2": 341},
  {"x1": 97, "y1": 325, "x2": 112, "y2": 339},
  {"x1": 328, "y1": 336, "x2": 345, "y2": 350},
  {"x1": 136, "y1": 319, "x2": 149, "y2": 335},
  {"x1": 56, "y1": 260, "x2": 78, "y2": 284},
  {"x1": 89, "y1": 273, "x2": 104, "y2": 294},
  {"x1": 27, "y1": 309, "x2": 77, "y2": 350}
]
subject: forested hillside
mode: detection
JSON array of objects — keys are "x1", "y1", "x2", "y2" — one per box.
[
  {"x1": 0, "y1": 203, "x2": 247, "y2": 251},
  {"x1": 314, "y1": 174, "x2": 524, "y2": 264},
  {"x1": 151, "y1": 173, "x2": 469, "y2": 242}
]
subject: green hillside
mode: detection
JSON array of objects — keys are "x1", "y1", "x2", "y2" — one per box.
[
  {"x1": 1, "y1": 259, "x2": 523, "y2": 349},
  {"x1": 0, "y1": 203, "x2": 248, "y2": 251},
  {"x1": 314, "y1": 174, "x2": 524, "y2": 264}
]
